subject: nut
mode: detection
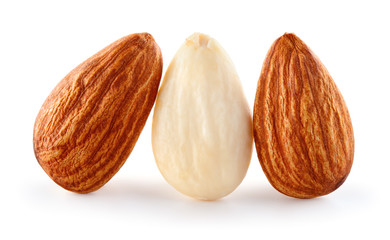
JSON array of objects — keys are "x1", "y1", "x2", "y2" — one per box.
[
  {"x1": 253, "y1": 33, "x2": 354, "y2": 198},
  {"x1": 152, "y1": 33, "x2": 253, "y2": 201},
  {"x1": 33, "y1": 33, "x2": 163, "y2": 193}
]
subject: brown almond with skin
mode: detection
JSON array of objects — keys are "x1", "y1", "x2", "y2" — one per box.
[
  {"x1": 33, "y1": 33, "x2": 163, "y2": 193},
  {"x1": 253, "y1": 33, "x2": 354, "y2": 198}
]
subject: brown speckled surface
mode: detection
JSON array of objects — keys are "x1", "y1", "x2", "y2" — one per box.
[
  {"x1": 33, "y1": 33, "x2": 163, "y2": 193},
  {"x1": 253, "y1": 33, "x2": 354, "y2": 198}
]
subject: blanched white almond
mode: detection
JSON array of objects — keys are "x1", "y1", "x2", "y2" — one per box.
[{"x1": 152, "y1": 33, "x2": 253, "y2": 200}]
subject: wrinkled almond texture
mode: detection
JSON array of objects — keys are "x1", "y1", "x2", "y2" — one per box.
[
  {"x1": 253, "y1": 33, "x2": 354, "y2": 199},
  {"x1": 152, "y1": 33, "x2": 253, "y2": 201},
  {"x1": 33, "y1": 33, "x2": 163, "y2": 193}
]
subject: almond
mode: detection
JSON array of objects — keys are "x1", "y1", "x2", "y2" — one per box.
[
  {"x1": 33, "y1": 33, "x2": 163, "y2": 193},
  {"x1": 152, "y1": 33, "x2": 253, "y2": 200},
  {"x1": 253, "y1": 33, "x2": 354, "y2": 198}
]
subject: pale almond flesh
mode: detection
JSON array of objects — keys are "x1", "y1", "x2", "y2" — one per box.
[
  {"x1": 253, "y1": 33, "x2": 354, "y2": 199},
  {"x1": 152, "y1": 33, "x2": 253, "y2": 201},
  {"x1": 33, "y1": 33, "x2": 163, "y2": 193}
]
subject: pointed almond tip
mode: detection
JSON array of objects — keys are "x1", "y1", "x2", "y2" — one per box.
[
  {"x1": 121, "y1": 32, "x2": 155, "y2": 45},
  {"x1": 282, "y1": 32, "x2": 297, "y2": 37},
  {"x1": 139, "y1": 32, "x2": 154, "y2": 41},
  {"x1": 274, "y1": 32, "x2": 307, "y2": 51},
  {"x1": 280, "y1": 32, "x2": 299, "y2": 43},
  {"x1": 124, "y1": 32, "x2": 154, "y2": 42},
  {"x1": 186, "y1": 32, "x2": 212, "y2": 48}
]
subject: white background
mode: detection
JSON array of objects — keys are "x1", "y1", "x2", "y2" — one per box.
[{"x1": 1, "y1": 0, "x2": 389, "y2": 239}]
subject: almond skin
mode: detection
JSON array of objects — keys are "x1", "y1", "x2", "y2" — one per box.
[
  {"x1": 253, "y1": 33, "x2": 354, "y2": 199},
  {"x1": 33, "y1": 33, "x2": 163, "y2": 193}
]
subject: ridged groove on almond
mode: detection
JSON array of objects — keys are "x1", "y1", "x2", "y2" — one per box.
[
  {"x1": 253, "y1": 33, "x2": 354, "y2": 199},
  {"x1": 33, "y1": 33, "x2": 163, "y2": 193},
  {"x1": 152, "y1": 33, "x2": 253, "y2": 201}
]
